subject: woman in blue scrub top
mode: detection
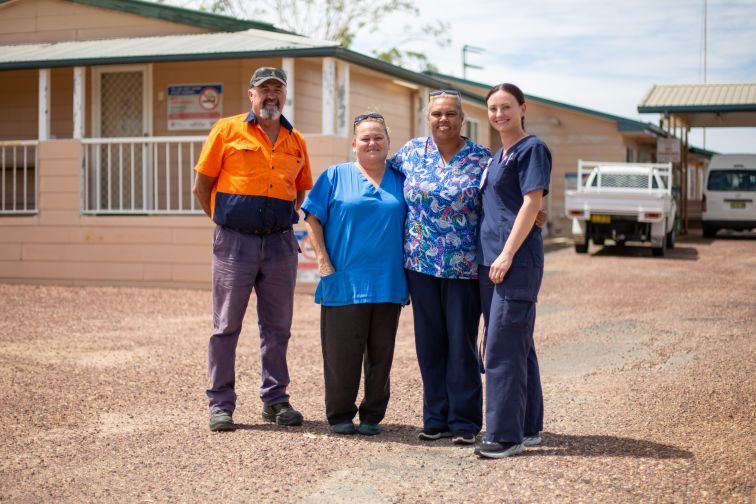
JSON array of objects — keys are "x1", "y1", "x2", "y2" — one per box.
[
  {"x1": 475, "y1": 83, "x2": 552, "y2": 459},
  {"x1": 302, "y1": 113, "x2": 408, "y2": 437}
]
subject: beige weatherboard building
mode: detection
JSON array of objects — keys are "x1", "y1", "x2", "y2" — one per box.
[{"x1": 0, "y1": 0, "x2": 709, "y2": 288}]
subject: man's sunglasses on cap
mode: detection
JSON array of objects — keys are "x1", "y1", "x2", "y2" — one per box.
[{"x1": 250, "y1": 67, "x2": 287, "y2": 87}]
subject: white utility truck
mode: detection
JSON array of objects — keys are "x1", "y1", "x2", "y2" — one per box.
[{"x1": 565, "y1": 161, "x2": 677, "y2": 257}]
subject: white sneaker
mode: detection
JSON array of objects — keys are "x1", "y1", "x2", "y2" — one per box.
[{"x1": 523, "y1": 433, "x2": 542, "y2": 447}]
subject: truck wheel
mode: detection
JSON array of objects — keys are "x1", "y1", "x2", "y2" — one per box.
[
  {"x1": 702, "y1": 225, "x2": 716, "y2": 238},
  {"x1": 666, "y1": 228, "x2": 676, "y2": 249},
  {"x1": 574, "y1": 236, "x2": 589, "y2": 254}
]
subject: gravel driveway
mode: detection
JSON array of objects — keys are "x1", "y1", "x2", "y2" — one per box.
[{"x1": 1, "y1": 231, "x2": 754, "y2": 502}]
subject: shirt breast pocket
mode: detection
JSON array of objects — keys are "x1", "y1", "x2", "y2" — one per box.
[
  {"x1": 274, "y1": 152, "x2": 302, "y2": 176},
  {"x1": 273, "y1": 152, "x2": 304, "y2": 192},
  {"x1": 226, "y1": 142, "x2": 263, "y2": 174}
]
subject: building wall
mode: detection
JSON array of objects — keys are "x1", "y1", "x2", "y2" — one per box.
[
  {"x1": 0, "y1": 0, "x2": 211, "y2": 44},
  {"x1": 293, "y1": 59, "x2": 324, "y2": 135},
  {"x1": 0, "y1": 135, "x2": 356, "y2": 289},
  {"x1": 349, "y1": 67, "x2": 413, "y2": 152},
  {"x1": 0, "y1": 70, "x2": 38, "y2": 141}
]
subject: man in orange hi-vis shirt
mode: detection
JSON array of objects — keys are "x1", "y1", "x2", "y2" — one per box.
[{"x1": 193, "y1": 67, "x2": 313, "y2": 432}]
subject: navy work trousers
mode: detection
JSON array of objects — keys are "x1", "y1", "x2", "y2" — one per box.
[
  {"x1": 479, "y1": 265, "x2": 544, "y2": 444},
  {"x1": 206, "y1": 225, "x2": 299, "y2": 413},
  {"x1": 406, "y1": 269, "x2": 483, "y2": 435}
]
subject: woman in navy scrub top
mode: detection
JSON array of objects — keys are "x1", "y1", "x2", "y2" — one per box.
[{"x1": 475, "y1": 83, "x2": 552, "y2": 459}]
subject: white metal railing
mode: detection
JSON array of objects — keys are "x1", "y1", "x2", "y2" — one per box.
[
  {"x1": 81, "y1": 136, "x2": 207, "y2": 215},
  {"x1": 577, "y1": 160, "x2": 673, "y2": 194},
  {"x1": 0, "y1": 140, "x2": 39, "y2": 215}
]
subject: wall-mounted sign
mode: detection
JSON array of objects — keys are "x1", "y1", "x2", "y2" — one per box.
[
  {"x1": 657, "y1": 137, "x2": 681, "y2": 163},
  {"x1": 295, "y1": 229, "x2": 319, "y2": 284},
  {"x1": 167, "y1": 84, "x2": 222, "y2": 130}
]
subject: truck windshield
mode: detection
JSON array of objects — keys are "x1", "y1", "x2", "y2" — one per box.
[{"x1": 707, "y1": 170, "x2": 756, "y2": 191}]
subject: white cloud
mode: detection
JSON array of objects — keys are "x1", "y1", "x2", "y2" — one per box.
[
  {"x1": 351, "y1": 0, "x2": 756, "y2": 153},
  {"x1": 166, "y1": 0, "x2": 756, "y2": 153}
]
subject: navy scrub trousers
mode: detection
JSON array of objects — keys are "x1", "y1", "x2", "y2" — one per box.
[
  {"x1": 406, "y1": 269, "x2": 483, "y2": 435},
  {"x1": 478, "y1": 262, "x2": 544, "y2": 444}
]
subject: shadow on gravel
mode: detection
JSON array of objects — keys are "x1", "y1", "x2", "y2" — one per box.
[
  {"x1": 591, "y1": 245, "x2": 699, "y2": 261},
  {"x1": 687, "y1": 233, "x2": 756, "y2": 244},
  {"x1": 521, "y1": 432, "x2": 693, "y2": 459},
  {"x1": 544, "y1": 240, "x2": 573, "y2": 254},
  {"x1": 229, "y1": 421, "x2": 424, "y2": 441},
  {"x1": 216, "y1": 424, "x2": 693, "y2": 459}
]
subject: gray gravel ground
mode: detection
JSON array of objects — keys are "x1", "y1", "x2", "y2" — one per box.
[{"x1": 1, "y1": 230, "x2": 754, "y2": 502}]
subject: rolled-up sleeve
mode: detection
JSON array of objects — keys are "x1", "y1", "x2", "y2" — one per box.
[
  {"x1": 301, "y1": 168, "x2": 333, "y2": 225},
  {"x1": 294, "y1": 133, "x2": 314, "y2": 191},
  {"x1": 195, "y1": 121, "x2": 227, "y2": 178}
]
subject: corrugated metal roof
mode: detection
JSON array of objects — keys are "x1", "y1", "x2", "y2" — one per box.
[
  {"x1": 429, "y1": 71, "x2": 667, "y2": 136},
  {"x1": 0, "y1": 0, "x2": 285, "y2": 34},
  {"x1": 639, "y1": 84, "x2": 756, "y2": 109},
  {"x1": 638, "y1": 83, "x2": 756, "y2": 127},
  {"x1": 0, "y1": 28, "x2": 338, "y2": 69}
]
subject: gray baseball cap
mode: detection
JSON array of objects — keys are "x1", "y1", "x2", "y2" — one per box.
[{"x1": 249, "y1": 67, "x2": 287, "y2": 87}]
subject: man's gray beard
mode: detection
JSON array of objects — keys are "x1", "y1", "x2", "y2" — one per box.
[{"x1": 259, "y1": 106, "x2": 281, "y2": 120}]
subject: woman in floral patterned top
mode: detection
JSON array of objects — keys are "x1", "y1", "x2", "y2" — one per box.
[{"x1": 391, "y1": 90, "x2": 488, "y2": 445}]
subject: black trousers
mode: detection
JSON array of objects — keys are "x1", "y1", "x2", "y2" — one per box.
[{"x1": 320, "y1": 303, "x2": 402, "y2": 425}]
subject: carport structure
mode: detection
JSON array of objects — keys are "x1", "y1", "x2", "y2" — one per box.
[{"x1": 638, "y1": 83, "x2": 756, "y2": 232}]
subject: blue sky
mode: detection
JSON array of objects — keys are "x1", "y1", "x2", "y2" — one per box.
[{"x1": 349, "y1": 0, "x2": 756, "y2": 154}]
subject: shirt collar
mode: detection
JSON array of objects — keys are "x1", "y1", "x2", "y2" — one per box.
[{"x1": 244, "y1": 110, "x2": 294, "y2": 133}]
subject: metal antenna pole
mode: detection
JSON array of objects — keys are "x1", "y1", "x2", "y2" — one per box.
[
  {"x1": 703, "y1": 0, "x2": 707, "y2": 149},
  {"x1": 462, "y1": 45, "x2": 484, "y2": 79}
]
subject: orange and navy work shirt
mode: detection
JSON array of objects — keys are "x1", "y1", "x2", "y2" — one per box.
[{"x1": 195, "y1": 111, "x2": 313, "y2": 232}]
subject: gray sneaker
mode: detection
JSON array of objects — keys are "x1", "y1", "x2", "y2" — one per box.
[
  {"x1": 475, "y1": 440, "x2": 524, "y2": 459},
  {"x1": 452, "y1": 431, "x2": 476, "y2": 445},
  {"x1": 523, "y1": 433, "x2": 542, "y2": 447},
  {"x1": 418, "y1": 429, "x2": 452, "y2": 441},
  {"x1": 209, "y1": 410, "x2": 235, "y2": 432},
  {"x1": 262, "y1": 402, "x2": 303, "y2": 426}
]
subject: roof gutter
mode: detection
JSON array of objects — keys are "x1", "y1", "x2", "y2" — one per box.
[{"x1": 0, "y1": 45, "x2": 485, "y2": 104}]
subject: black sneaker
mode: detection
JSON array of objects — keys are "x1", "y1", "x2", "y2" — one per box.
[
  {"x1": 330, "y1": 421, "x2": 357, "y2": 435},
  {"x1": 262, "y1": 402, "x2": 303, "y2": 426},
  {"x1": 452, "y1": 431, "x2": 476, "y2": 445},
  {"x1": 356, "y1": 422, "x2": 381, "y2": 436},
  {"x1": 209, "y1": 410, "x2": 235, "y2": 432},
  {"x1": 475, "y1": 440, "x2": 523, "y2": 459},
  {"x1": 418, "y1": 429, "x2": 452, "y2": 441}
]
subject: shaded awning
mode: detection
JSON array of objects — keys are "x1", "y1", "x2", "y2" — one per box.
[{"x1": 638, "y1": 83, "x2": 756, "y2": 127}]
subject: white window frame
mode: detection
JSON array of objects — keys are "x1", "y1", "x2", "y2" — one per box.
[{"x1": 465, "y1": 119, "x2": 480, "y2": 143}]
